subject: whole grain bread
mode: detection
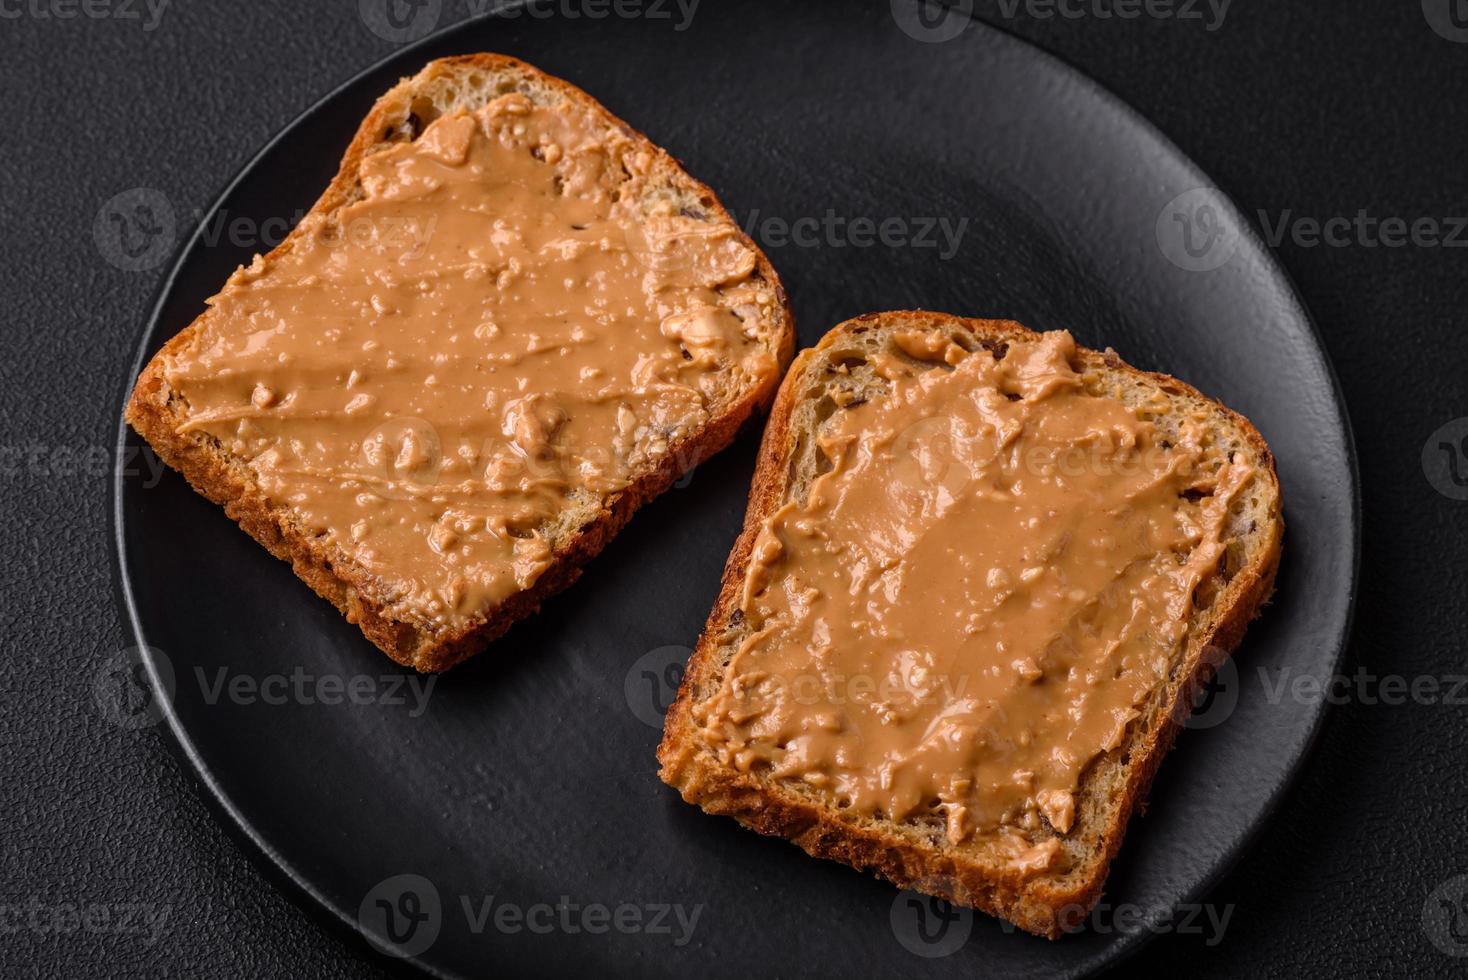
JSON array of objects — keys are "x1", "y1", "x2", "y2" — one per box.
[
  {"x1": 657, "y1": 310, "x2": 1282, "y2": 939},
  {"x1": 125, "y1": 55, "x2": 794, "y2": 672}
]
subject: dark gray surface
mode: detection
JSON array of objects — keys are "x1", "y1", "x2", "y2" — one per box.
[{"x1": 2, "y1": 1, "x2": 1465, "y2": 978}]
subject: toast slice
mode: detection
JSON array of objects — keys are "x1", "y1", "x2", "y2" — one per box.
[
  {"x1": 657, "y1": 311, "x2": 1282, "y2": 938},
  {"x1": 125, "y1": 55, "x2": 794, "y2": 672}
]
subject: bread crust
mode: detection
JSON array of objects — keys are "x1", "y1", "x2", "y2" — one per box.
[
  {"x1": 657, "y1": 311, "x2": 1283, "y2": 939},
  {"x1": 124, "y1": 54, "x2": 796, "y2": 672}
]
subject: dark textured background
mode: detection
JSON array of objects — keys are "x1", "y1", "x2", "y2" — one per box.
[{"x1": 2, "y1": 1, "x2": 1465, "y2": 977}]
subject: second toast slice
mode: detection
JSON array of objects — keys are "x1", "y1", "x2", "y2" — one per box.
[{"x1": 658, "y1": 311, "x2": 1282, "y2": 938}]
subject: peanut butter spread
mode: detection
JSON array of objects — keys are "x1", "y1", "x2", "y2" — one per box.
[
  {"x1": 693, "y1": 330, "x2": 1253, "y2": 872},
  {"x1": 162, "y1": 93, "x2": 776, "y2": 630}
]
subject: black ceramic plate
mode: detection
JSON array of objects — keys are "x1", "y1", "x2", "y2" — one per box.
[{"x1": 113, "y1": 2, "x2": 1357, "y2": 976}]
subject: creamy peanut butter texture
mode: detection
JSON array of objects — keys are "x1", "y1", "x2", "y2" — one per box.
[
  {"x1": 162, "y1": 93, "x2": 774, "y2": 630},
  {"x1": 694, "y1": 330, "x2": 1253, "y2": 872}
]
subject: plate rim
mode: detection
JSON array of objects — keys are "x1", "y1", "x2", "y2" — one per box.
[{"x1": 110, "y1": 6, "x2": 1361, "y2": 976}]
